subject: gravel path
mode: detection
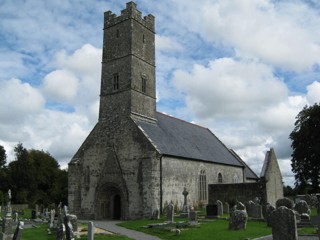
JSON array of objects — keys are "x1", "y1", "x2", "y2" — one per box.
[{"x1": 93, "y1": 220, "x2": 161, "y2": 240}]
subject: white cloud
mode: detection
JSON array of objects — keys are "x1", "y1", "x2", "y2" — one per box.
[
  {"x1": 173, "y1": 57, "x2": 288, "y2": 119},
  {"x1": 306, "y1": 81, "x2": 320, "y2": 104},
  {"x1": 155, "y1": 35, "x2": 184, "y2": 52},
  {"x1": 42, "y1": 70, "x2": 79, "y2": 102},
  {"x1": 0, "y1": 44, "x2": 101, "y2": 165},
  {"x1": 0, "y1": 78, "x2": 45, "y2": 124},
  {"x1": 168, "y1": 0, "x2": 320, "y2": 72}
]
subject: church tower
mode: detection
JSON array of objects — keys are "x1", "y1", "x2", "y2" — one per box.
[{"x1": 99, "y1": 2, "x2": 156, "y2": 122}]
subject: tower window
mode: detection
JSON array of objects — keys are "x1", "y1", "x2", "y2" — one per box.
[
  {"x1": 113, "y1": 73, "x2": 119, "y2": 91},
  {"x1": 141, "y1": 74, "x2": 147, "y2": 93},
  {"x1": 218, "y1": 173, "x2": 223, "y2": 183},
  {"x1": 143, "y1": 34, "x2": 145, "y2": 43},
  {"x1": 116, "y1": 29, "x2": 120, "y2": 38},
  {"x1": 199, "y1": 170, "x2": 207, "y2": 201}
]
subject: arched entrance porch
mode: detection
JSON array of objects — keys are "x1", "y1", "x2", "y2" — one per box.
[{"x1": 95, "y1": 184, "x2": 127, "y2": 220}]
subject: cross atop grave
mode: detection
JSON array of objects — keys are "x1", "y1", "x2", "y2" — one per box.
[{"x1": 182, "y1": 187, "x2": 188, "y2": 207}]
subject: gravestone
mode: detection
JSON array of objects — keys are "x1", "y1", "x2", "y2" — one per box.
[
  {"x1": 276, "y1": 197, "x2": 294, "y2": 209},
  {"x1": 216, "y1": 200, "x2": 223, "y2": 217},
  {"x1": 2, "y1": 215, "x2": 13, "y2": 240},
  {"x1": 12, "y1": 221, "x2": 24, "y2": 240},
  {"x1": 229, "y1": 210, "x2": 248, "y2": 230},
  {"x1": 65, "y1": 214, "x2": 79, "y2": 238},
  {"x1": 189, "y1": 207, "x2": 198, "y2": 225},
  {"x1": 88, "y1": 221, "x2": 94, "y2": 240},
  {"x1": 35, "y1": 204, "x2": 39, "y2": 218},
  {"x1": 13, "y1": 212, "x2": 18, "y2": 222},
  {"x1": 31, "y1": 210, "x2": 36, "y2": 219},
  {"x1": 180, "y1": 187, "x2": 189, "y2": 217},
  {"x1": 265, "y1": 203, "x2": 276, "y2": 227},
  {"x1": 65, "y1": 220, "x2": 74, "y2": 240},
  {"x1": 251, "y1": 202, "x2": 263, "y2": 219},
  {"x1": 49, "y1": 210, "x2": 55, "y2": 228},
  {"x1": 167, "y1": 201, "x2": 174, "y2": 223},
  {"x1": 236, "y1": 201, "x2": 246, "y2": 210},
  {"x1": 206, "y1": 204, "x2": 218, "y2": 217},
  {"x1": 2, "y1": 189, "x2": 13, "y2": 240},
  {"x1": 270, "y1": 206, "x2": 298, "y2": 240},
  {"x1": 57, "y1": 223, "x2": 66, "y2": 240},
  {"x1": 247, "y1": 200, "x2": 254, "y2": 217},
  {"x1": 294, "y1": 200, "x2": 310, "y2": 215},
  {"x1": 223, "y1": 202, "x2": 229, "y2": 214},
  {"x1": 152, "y1": 208, "x2": 160, "y2": 220}
]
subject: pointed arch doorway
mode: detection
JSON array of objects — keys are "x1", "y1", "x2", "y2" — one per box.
[
  {"x1": 113, "y1": 194, "x2": 121, "y2": 219},
  {"x1": 95, "y1": 184, "x2": 126, "y2": 220}
]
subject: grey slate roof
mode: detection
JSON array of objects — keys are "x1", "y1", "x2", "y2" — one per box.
[{"x1": 134, "y1": 112, "x2": 244, "y2": 167}]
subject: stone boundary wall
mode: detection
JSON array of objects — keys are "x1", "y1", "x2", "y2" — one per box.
[
  {"x1": 1, "y1": 204, "x2": 29, "y2": 212},
  {"x1": 208, "y1": 182, "x2": 265, "y2": 206}
]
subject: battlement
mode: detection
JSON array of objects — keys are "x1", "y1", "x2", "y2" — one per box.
[{"x1": 104, "y1": 1, "x2": 154, "y2": 32}]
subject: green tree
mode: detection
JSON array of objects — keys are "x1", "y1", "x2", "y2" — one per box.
[
  {"x1": 0, "y1": 145, "x2": 8, "y2": 193},
  {"x1": 8, "y1": 143, "x2": 36, "y2": 203},
  {"x1": 6, "y1": 143, "x2": 68, "y2": 206},
  {"x1": 28, "y1": 149, "x2": 61, "y2": 205},
  {"x1": 289, "y1": 103, "x2": 320, "y2": 193},
  {"x1": 0, "y1": 145, "x2": 6, "y2": 168}
]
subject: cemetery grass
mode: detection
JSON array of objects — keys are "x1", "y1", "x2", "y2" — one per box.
[{"x1": 118, "y1": 217, "x2": 272, "y2": 240}]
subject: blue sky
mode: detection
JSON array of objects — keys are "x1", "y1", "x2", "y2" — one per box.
[{"x1": 1, "y1": 0, "x2": 320, "y2": 186}]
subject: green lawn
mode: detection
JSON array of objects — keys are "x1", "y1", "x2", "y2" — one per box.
[{"x1": 118, "y1": 217, "x2": 272, "y2": 240}]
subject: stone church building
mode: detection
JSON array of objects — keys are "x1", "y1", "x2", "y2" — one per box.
[{"x1": 67, "y1": 2, "x2": 280, "y2": 220}]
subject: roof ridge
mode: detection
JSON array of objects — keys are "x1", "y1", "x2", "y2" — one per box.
[{"x1": 157, "y1": 111, "x2": 208, "y2": 130}]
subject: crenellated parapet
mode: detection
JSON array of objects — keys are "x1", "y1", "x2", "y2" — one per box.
[{"x1": 104, "y1": 1, "x2": 154, "y2": 32}]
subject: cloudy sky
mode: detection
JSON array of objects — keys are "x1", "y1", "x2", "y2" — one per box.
[{"x1": 1, "y1": 0, "x2": 320, "y2": 186}]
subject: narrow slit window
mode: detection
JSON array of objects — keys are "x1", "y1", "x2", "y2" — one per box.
[
  {"x1": 143, "y1": 34, "x2": 145, "y2": 43},
  {"x1": 116, "y1": 29, "x2": 120, "y2": 38},
  {"x1": 142, "y1": 76, "x2": 146, "y2": 93},
  {"x1": 113, "y1": 73, "x2": 119, "y2": 91}
]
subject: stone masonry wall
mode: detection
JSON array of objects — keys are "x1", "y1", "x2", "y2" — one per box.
[
  {"x1": 208, "y1": 182, "x2": 263, "y2": 206},
  {"x1": 161, "y1": 156, "x2": 244, "y2": 210}
]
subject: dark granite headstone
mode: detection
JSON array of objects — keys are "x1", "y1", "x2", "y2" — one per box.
[{"x1": 206, "y1": 204, "x2": 218, "y2": 217}]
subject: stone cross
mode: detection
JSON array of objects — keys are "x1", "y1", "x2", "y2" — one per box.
[
  {"x1": 270, "y1": 206, "x2": 298, "y2": 240},
  {"x1": 88, "y1": 221, "x2": 94, "y2": 240},
  {"x1": 182, "y1": 187, "x2": 188, "y2": 207},
  {"x1": 12, "y1": 221, "x2": 24, "y2": 240},
  {"x1": 181, "y1": 187, "x2": 189, "y2": 217}
]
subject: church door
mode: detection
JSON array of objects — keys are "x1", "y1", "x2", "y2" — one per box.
[{"x1": 113, "y1": 194, "x2": 121, "y2": 219}]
